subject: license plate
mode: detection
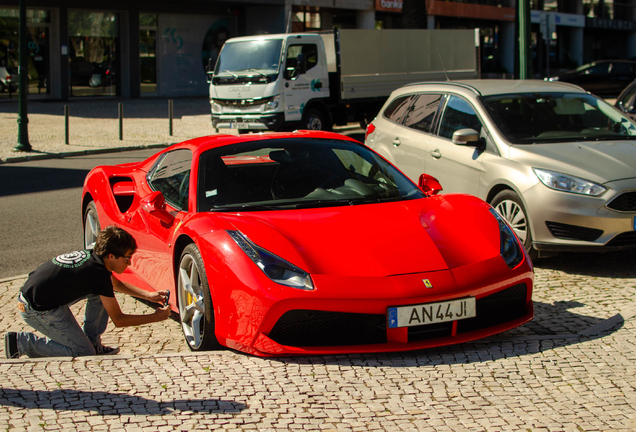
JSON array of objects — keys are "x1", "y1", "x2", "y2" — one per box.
[
  {"x1": 387, "y1": 297, "x2": 476, "y2": 328},
  {"x1": 230, "y1": 122, "x2": 249, "y2": 129}
]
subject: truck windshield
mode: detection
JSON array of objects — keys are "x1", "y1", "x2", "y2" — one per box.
[{"x1": 214, "y1": 40, "x2": 283, "y2": 75}]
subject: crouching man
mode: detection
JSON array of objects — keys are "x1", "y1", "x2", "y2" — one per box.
[{"x1": 5, "y1": 225, "x2": 172, "y2": 358}]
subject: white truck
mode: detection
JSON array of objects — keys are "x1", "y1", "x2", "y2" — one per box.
[{"x1": 208, "y1": 28, "x2": 479, "y2": 132}]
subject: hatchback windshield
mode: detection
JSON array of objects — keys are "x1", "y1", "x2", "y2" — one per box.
[
  {"x1": 214, "y1": 40, "x2": 283, "y2": 75},
  {"x1": 197, "y1": 138, "x2": 424, "y2": 212},
  {"x1": 481, "y1": 92, "x2": 636, "y2": 144}
]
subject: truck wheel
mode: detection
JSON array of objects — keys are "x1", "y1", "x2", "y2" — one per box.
[{"x1": 302, "y1": 108, "x2": 327, "y2": 131}]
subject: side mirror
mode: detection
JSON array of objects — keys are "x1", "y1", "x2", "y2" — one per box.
[
  {"x1": 140, "y1": 191, "x2": 175, "y2": 225},
  {"x1": 418, "y1": 174, "x2": 443, "y2": 197},
  {"x1": 296, "y1": 53, "x2": 307, "y2": 75},
  {"x1": 452, "y1": 128, "x2": 481, "y2": 146},
  {"x1": 206, "y1": 58, "x2": 214, "y2": 83}
]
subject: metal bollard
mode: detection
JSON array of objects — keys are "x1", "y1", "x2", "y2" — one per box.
[
  {"x1": 118, "y1": 103, "x2": 123, "y2": 141},
  {"x1": 64, "y1": 105, "x2": 69, "y2": 144},
  {"x1": 169, "y1": 99, "x2": 173, "y2": 136}
]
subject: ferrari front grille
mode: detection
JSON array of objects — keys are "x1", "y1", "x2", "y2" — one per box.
[
  {"x1": 267, "y1": 310, "x2": 387, "y2": 347},
  {"x1": 456, "y1": 283, "x2": 528, "y2": 334}
]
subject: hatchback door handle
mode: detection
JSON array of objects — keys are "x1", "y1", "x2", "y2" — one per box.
[
  {"x1": 430, "y1": 148, "x2": 441, "y2": 159},
  {"x1": 392, "y1": 138, "x2": 401, "y2": 147}
]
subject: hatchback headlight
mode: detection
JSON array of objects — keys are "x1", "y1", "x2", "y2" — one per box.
[
  {"x1": 211, "y1": 100, "x2": 223, "y2": 114},
  {"x1": 264, "y1": 95, "x2": 280, "y2": 113},
  {"x1": 489, "y1": 208, "x2": 523, "y2": 269},
  {"x1": 533, "y1": 168, "x2": 606, "y2": 196},
  {"x1": 227, "y1": 230, "x2": 314, "y2": 290}
]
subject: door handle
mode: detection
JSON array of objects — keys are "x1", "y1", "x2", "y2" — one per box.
[
  {"x1": 392, "y1": 138, "x2": 401, "y2": 147},
  {"x1": 430, "y1": 148, "x2": 442, "y2": 159}
]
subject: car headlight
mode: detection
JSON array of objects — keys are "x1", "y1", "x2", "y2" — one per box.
[
  {"x1": 227, "y1": 230, "x2": 314, "y2": 290},
  {"x1": 211, "y1": 100, "x2": 223, "y2": 114},
  {"x1": 533, "y1": 168, "x2": 606, "y2": 196},
  {"x1": 264, "y1": 95, "x2": 280, "y2": 113},
  {"x1": 489, "y1": 208, "x2": 523, "y2": 269}
]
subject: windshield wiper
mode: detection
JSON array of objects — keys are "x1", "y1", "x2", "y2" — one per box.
[
  {"x1": 219, "y1": 70, "x2": 239, "y2": 78},
  {"x1": 291, "y1": 197, "x2": 382, "y2": 209},
  {"x1": 211, "y1": 203, "x2": 287, "y2": 212}
]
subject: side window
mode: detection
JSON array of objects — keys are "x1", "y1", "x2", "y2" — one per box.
[
  {"x1": 438, "y1": 95, "x2": 483, "y2": 140},
  {"x1": 404, "y1": 94, "x2": 443, "y2": 133},
  {"x1": 286, "y1": 44, "x2": 318, "y2": 75},
  {"x1": 611, "y1": 62, "x2": 632, "y2": 75},
  {"x1": 382, "y1": 95, "x2": 414, "y2": 125},
  {"x1": 148, "y1": 149, "x2": 192, "y2": 211}
]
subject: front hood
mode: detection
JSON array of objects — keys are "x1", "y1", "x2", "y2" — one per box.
[
  {"x1": 512, "y1": 141, "x2": 636, "y2": 183},
  {"x1": 220, "y1": 197, "x2": 501, "y2": 277}
]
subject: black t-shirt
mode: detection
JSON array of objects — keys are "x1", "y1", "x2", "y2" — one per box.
[{"x1": 21, "y1": 250, "x2": 114, "y2": 311}]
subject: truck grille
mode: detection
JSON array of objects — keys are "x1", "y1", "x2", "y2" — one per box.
[{"x1": 213, "y1": 97, "x2": 272, "y2": 108}]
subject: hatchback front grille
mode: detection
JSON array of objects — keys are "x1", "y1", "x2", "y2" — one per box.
[
  {"x1": 546, "y1": 221, "x2": 603, "y2": 241},
  {"x1": 607, "y1": 191, "x2": 636, "y2": 212}
]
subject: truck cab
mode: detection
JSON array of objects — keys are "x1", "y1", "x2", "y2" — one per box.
[{"x1": 209, "y1": 33, "x2": 330, "y2": 132}]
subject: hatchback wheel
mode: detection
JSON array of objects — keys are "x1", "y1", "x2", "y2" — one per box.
[{"x1": 491, "y1": 190, "x2": 537, "y2": 260}]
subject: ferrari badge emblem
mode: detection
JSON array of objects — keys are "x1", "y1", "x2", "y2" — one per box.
[{"x1": 422, "y1": 279, "x2": 433, "y2": 288}]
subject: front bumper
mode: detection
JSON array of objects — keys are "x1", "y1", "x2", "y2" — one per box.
[
  {"x1": 525, "y1": 179, "x2": 636, "y2": 252},
  {"x1": 216, "y1": 254, "x2": 534, "y2": 357},
  {"x1": 212, "y1": 113, "x2": 285, "y2": 131}
]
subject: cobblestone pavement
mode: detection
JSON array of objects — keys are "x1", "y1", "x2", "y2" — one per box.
[{"x1": 1, "y1": 250, "x2": 635, "y2": 431}]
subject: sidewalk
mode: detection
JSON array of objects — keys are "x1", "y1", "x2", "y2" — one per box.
[{"x1": 0, "y1": 97, "x2": 215, "y2": 164}]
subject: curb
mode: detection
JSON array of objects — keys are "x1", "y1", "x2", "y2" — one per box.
[{"x1": 0, "y1": 142, "x2": 172, "y2": 165}]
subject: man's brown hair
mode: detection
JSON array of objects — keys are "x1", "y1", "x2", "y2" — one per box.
[{"x1": 93, "y1": 225, "x2": 138, "y2": 259}]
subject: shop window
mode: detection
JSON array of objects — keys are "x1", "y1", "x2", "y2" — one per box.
[
  {"x1": 68, "y1": 11, "x2": 119, "y2": 97},
  {"x1": 0, "y1": 8, "x2": 50, "y2": 99},
  {"x1": 292, "y1": 7, "x2": 321, "y2": 32},
  {"x1": 140, "y1": 13, "x2": 157, "y2": 95}
]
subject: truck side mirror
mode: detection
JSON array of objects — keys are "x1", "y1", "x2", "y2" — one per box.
[{"x1": 206, "y1": 58, "x2": 214, "y2": 83}]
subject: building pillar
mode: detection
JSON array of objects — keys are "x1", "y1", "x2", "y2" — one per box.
[
  {"x1": 568, "y1": 26, "x2": 583, "y2": 66},
  {"x1": 500, "y1": 21, "x2": 515, "y2": 76},
  {"x1": 357, "y1": 10, "x2": 376, "y2": 29}
]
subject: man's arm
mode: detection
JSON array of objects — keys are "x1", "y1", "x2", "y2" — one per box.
[
  {"x1": 111, "y1": 275, "x2": 167, "y2": 305},
  {"x1": 100, "y1": 295, "x2": 172, "y2": 328}
]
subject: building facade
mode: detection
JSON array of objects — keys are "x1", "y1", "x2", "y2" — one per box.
[{"x1": 0, "y1": 0, "x2": 634, "y2": 101}]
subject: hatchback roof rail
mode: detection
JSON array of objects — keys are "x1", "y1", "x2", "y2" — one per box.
[{"x1": 403, "y1": 81, "x2": 482, "y2": 96}]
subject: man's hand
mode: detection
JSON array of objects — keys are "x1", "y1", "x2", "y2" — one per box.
[
  {"x1": 154, "y1": 304, "x2": 172, "y2": 321},
  {"x1": 147, "y1": 290, "x2": 169, "y2": 305}
]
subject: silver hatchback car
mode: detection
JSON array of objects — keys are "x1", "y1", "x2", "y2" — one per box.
[{"x1": 365, "y1": 80, "x2": 636, "y2": 258}]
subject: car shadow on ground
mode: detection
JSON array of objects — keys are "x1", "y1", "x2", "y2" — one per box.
[
  {"x1": 533, "y1": 249, "x2": 636, "y2": 278},
  {"x1": 0, "y1": 388, "x2": 246, "y2": 414},
  {"x1": 260, "y1": 298, "x2": 626, "y2": 368}
]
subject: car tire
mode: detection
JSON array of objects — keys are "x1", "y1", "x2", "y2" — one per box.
[
  {"x1": 490, "y1": 190, "x2": 538, "y2": 261},
  {"x1": 302, "y1": 108, "x2": 329, "y2": 131},
  {"x1": 177, "y1": 243, "x2": 221, "y2": 351},
  {"x1": 84, "y1": 201, "x2": 101, "y2": 250}
]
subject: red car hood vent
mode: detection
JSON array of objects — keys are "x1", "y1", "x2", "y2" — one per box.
[{"x1": 221, "y1": 201, "x2": 460, "y2": 278}]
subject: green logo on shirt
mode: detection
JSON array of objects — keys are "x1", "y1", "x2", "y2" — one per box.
[{"x1": 52, "y1": 251, "x2": 90, "y2": 268}]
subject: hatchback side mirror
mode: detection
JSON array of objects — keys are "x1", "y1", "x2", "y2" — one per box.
[
  {"x1": 452, "y1": 128, "x2": 481, "y2": 146},
  {"x1": 140, "y1": 191, "x2": 175, "y2": 225},
  {"x1": 418, "y1": 174, "x2": 443, "y2": 197}
]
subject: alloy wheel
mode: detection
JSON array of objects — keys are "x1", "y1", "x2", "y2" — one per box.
[
  {"x1": 494, "y1": 199, "x2": 528, "y2": 243},
  {"x1": 178, "y1": 253, "x2": 206, "y2": 349}
]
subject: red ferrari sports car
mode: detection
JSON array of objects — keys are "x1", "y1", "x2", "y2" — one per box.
[{"x1": 82, "y1": 131, "x2": 533, "y2": 356}]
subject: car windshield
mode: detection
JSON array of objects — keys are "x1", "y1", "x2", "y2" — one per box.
[
  {"x1": 197, "y1": 138, "x2": 425, "y2": 212},
  {"x1": 480, "y1": 92, "x2": 636, "y2": 144},
  {"x1": 214, "y1": 40, "x2": 283, "y2": 75}
]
